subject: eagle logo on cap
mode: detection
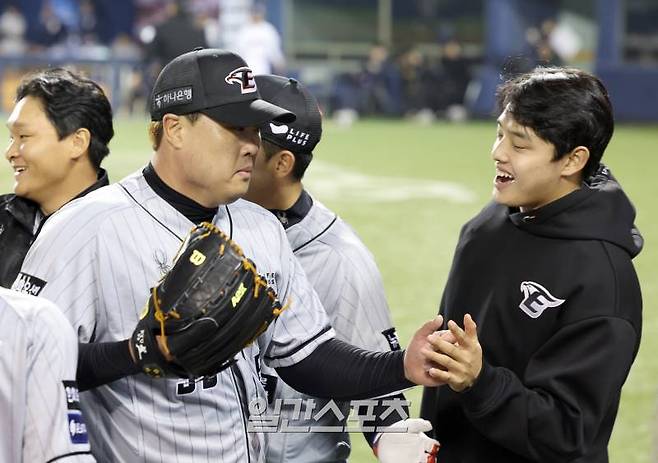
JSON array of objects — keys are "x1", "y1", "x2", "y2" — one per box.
[{"x1": 225, "y1": 66, "x2": 257, "y2": 94}]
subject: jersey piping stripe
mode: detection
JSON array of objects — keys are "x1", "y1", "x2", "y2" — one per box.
[
  {"x1": 265, "y1": 324, "x2": 333, "y2": 361},
  {"x1": 120, "y1": 183, "x2": 235, "y2": 241},
  {"x1": 119, "y1": 183, "x2": 183, "y2": 243},
  {"x1": 45, "y1": 451, "x2": 93, "y2": 462},
  {"x1": 229, "y1": 365, "x2": 251, "y2": 463},
  {"x1": 225, "y1": 205, "x2": 234, "y2": 238},
  {"x1": 291, "y1": 215, "x2": 337, "y2": 253}
]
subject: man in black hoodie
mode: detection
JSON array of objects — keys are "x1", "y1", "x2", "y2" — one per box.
[
  {"x1": 420, "y1": 67, "x2": 642, "y2": 462},
  {"x1": 0, "y1": 68, "x2": 113, "y2": 288}
]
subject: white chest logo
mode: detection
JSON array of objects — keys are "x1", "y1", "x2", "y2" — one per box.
[{"x1": 519, "y1": 281, "x2": 565, "y2": 318}]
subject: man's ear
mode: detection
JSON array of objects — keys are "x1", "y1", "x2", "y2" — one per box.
[
  {"x1": 562, "y1": 146, "x2": 590, "y2": 177},
  {"x1": 273, "y1": 150, "x2": 296, "y2": 178},
  {"x1": 69, "y1": 128, "x2": 91, "y2": 160},
  {"x1": 162, "y1": 114, "x2": 184, "y2": 149}
]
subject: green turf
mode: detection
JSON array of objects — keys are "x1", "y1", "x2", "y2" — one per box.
[{"x1": 0, "y1": 117, "x2": 655, "y2": 462}]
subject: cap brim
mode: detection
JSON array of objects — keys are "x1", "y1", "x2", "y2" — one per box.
[{"x1": 201, "y1": 99, "x2": 295, "y2": 127}]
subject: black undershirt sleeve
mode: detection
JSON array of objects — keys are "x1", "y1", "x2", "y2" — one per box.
[
  {"x1": 276, "y1": 338, "x2": 414, "y2": 400},
  {"x1": 277, "y1": 338, "x2": 412, "y2": 448},
  {"x1": 77, "y1": 341, "x2": 141, "y2": 392}
]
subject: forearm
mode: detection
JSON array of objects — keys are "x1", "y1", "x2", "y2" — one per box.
[
  {"x1": 77, "y1": 340, "x2": 141, "y2": 391},
  {"x1": 276, "y1": 338, "x2": 413, "y2": 401}
]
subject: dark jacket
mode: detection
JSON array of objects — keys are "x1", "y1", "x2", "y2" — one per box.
[
  {"x1": 148, "y1": 13, "x2": 207, "y2": 67},
  {"x1": 421, "y1": 169, "x2": 643, "y2": 463},
  {"x1": 0, "y1": 169, "x2": 109, "y2": 288}
]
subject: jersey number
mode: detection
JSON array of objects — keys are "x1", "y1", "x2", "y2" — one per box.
[{"x1": 176, "y1": 375, "x2": 218, "y2": 395}]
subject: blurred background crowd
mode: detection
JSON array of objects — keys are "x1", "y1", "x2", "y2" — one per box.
[{"x1": 0, "y1": 0, "x2": 656, "y2": 122}]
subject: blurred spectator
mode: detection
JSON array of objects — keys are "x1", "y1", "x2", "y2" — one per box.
[
  {"x1": 145, "y1": 0, "x2": 207, "y2": 68},
  {"x1": 112, "y1": 33, "x2": 146, "y2": 115},
  {"x1": 233, "y1": 3, "x2": 285, "y2": 74},
  {"x1": 199, "y1": 10, "x2": 220, "y2": 48},
  {"x1": 398, "y1": 47, "x2": 441, "y2": 121},
  {"x1": 141, "y1": 0, "x2": 206, "y2": 115},
  {"x1": 33, "y1": 0, "x2": 68, "y2": 48},
  {"x1": 542, "y1": 18, "x2": 581, "y2": 63},
  {"x1": 524, "y1": 20, "x2": 565, "y2": 68},
  {"x1": 0, "y1": 4, "x2": 27, "y2": 55},
  {"x1": 50, "y1": 0, "x2": 79, "y2": 33},
  {"x1": 331, "y1": 43, "x2": 403, "y2": 120},
  {"x1": 79, "y1": 0, "x2": 99, "y2": 45},
  {"x1": 436, "y1": 38, "x2": 471, "y2": 120},
  {"x1": 359, "y1": 43, "x2": 403, "y2": 116}
]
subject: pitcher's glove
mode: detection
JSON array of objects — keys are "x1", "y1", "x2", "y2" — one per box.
[{"x1": 131, "y1": 222, "x2": 284, "y2": 379}]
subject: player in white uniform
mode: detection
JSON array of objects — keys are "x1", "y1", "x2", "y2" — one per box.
[
  {"x1": 14, "y1": 49, "x2": 443, "y2": 463},
  {"x1": 246, "y1": 75, "x2": 408, "y2": 462},
  {"x1": 0, "y1": 287, "x2": 94, "y2": 462}
]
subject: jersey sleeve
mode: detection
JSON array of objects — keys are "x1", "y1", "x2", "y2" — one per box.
[
  {"x1": 12, "y1": 205, "x2": 100, "y2": 342},
  {"x1": 261, "y1": 227, "x2": 335, "y2": 368},
  {"x1": 24, "y1": 298, "x2": 94, "y2": 462},
  {"x1": 300, "y1": 242, "x2": 397, "y2": 352}
]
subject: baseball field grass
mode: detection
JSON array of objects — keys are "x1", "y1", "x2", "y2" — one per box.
[{"x1": 0, "y1": 117, "x2": 656, "y2": 462}]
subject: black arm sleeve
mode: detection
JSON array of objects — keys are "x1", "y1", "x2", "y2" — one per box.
[
  {"x1": 276, "y1": 338, "x2": 413, "y2": 401},
  {"x1": 77, "y1": 340, "x2": 141, "y2": 392}
]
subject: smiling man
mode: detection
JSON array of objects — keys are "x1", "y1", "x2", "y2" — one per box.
[
  {"x1": 0, "y1": 68, "x2": 113, "y2": 288},
  {"x1": 420, "y1": 67, "x2": 643, "y2": 463}
]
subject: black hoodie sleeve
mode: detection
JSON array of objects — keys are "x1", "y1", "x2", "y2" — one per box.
[{"x1": 459, "y1": 316, "x2": 637, "y2": 461}]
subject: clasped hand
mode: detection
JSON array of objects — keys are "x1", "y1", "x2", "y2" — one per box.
[{"x1": 423, "y1": 314, "x2": 483, "y2": 392}]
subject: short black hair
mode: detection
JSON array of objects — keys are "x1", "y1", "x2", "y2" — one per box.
[
  {"x1": 496, "y1": 66, "x2": 614, "y2": 178},
  {"x1": 261, "y1": 140, "x2": 313, "y2": 181},
  {"x1": 16, "y1": 68, "x2": 114, "y2": 170}
]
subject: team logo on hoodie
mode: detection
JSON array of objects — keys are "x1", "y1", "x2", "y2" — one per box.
[{"x1": 519, "y1": 281, "x2": 565, "y2": 318}]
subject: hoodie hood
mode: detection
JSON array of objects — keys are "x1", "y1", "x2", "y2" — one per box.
[{"x1": 509, "y1": 165, "x2": 643, "y2": 258}]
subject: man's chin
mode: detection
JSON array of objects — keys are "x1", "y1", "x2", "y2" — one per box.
[
  {"x1": 492, "y1": 192, "x2": 521, "y2": 208},
  {"x1": 13, "y1": 185, "x2": 31, "y2": 200},
  {"x1": 223, "y1": 187, "x2": 250, "y2": 205}
]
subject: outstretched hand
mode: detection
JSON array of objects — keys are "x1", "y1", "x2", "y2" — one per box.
[
  {"x1": 424, "y1": 314, "x2": 482, "y2": 392},
  {"x1": 403, "y1": 316, "x2": 449, "y2": 387}
]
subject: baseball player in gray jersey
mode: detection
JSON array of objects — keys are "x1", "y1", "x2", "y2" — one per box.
[
  {"x1": 0, "y1": 287, "x2": 94, "y2": 462},
  {"x1": 14, "y1": 49, "x2": 444, "y2": 463},
  {"x1": 246, "y1": 75, "x2": 434, "y2": 462}
]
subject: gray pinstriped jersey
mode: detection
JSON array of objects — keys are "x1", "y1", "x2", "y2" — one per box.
[
  {"x1": 265, "y1": 196, "x2": 398, "y2": 463},
  {"x1": 0, "y1": 288, "x2": 94, "y2": 463},
  {"x1": 13, "y1": 170, "x2": 334, "y2": 463}
]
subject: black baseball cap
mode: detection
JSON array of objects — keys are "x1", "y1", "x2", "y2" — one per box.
[
  {"x1": 255, "y1": 75, "x2": 322, "y2": 154},
  {"x1": 150, "y1": 48, "x2": 295, "y2": 126}
]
